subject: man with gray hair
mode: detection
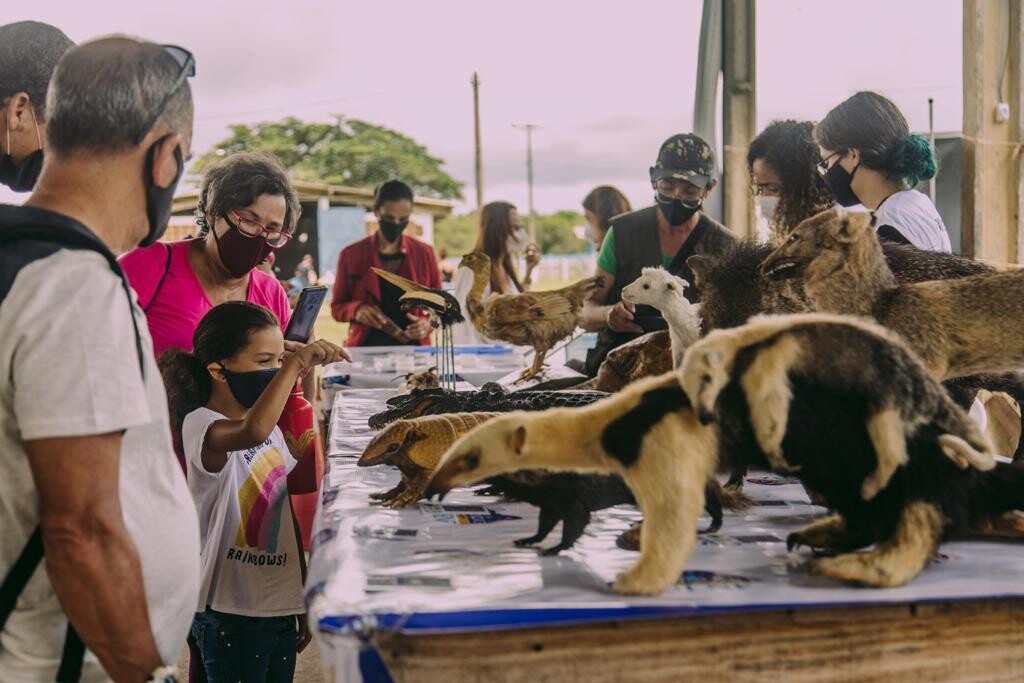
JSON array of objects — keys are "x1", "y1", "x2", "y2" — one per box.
[
  {"x1": 0, "y1": 37, "x2": 200, "y2": 682},
  {"x1": 0, "y1": 20, "x2": 74, "y2": 191}
]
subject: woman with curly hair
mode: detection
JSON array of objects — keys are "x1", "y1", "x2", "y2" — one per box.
[
  {"x1": 815, "y1": 91, "x2": 950, "y2": 252},
  {"x1": 747, "y1": 120, "x2": 834, "y2": 241}
]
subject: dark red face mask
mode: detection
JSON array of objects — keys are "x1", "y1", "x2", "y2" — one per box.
[{"x1": 214, "y1": 215, "x2": 276, "y2": 278}]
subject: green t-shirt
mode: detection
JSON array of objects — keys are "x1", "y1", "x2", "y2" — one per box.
[{"x1": 595, "y1": 226, "x2": 673, "y2": 274}]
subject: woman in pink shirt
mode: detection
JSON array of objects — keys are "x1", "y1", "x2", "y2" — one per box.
[{"x1": 121, "y1": 152, "x2": 296, "y2": 357}]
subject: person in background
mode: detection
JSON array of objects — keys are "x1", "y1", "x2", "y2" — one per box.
[
  {"x1": 330, "y1": 179, "x2": 439, "y2": 346},
  {"x1": 0, "y1": 21, "x2": 74, "y2": 192},
  {"x1": 580, "y1": 133, "x2": 735, "y2": 376},
  {"x1": 437, "y1": 245, "x2": 455, "y2": 282},
  {"x1": 295, "y1": 253, "x2": 317, "y2": 284},
  {"x1": 747, "y1": 120, "x2": 835, "y2": 240},
  {"x1": 815, "y1": 90, "x2": 950, "y2": 252},
  {"x1": 450, "y1": 200, "x2": 541, "y2": 343},
  {"x1": 0, "y1": 37, "x2": 199, "y2": 682},
  {"x1": 161, "y1": 302, "x2": 347, "y2": 683},
  {"x1": 581, "y1": 185, "x2": 631, "y2": 248}
]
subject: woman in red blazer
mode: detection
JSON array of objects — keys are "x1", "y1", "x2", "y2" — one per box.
[{"x1": 331, "y1": 179, "x2": 442, "y2": 346}]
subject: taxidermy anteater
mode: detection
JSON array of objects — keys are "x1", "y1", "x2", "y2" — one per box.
[
  {"x1": 690, "y1": 234, "x2": 1024, "y2": 460},
  {"x1": 427, "y1": 325, "x2": 1024, "y2": 594},
  {"x1": 483, "y1": 470, "x2": 726, "y2": 556},
  {"x1": 680, "y1": 313, "x2": 994, "y2": 499}
]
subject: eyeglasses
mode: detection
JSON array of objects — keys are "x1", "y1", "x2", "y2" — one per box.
[
  {"x1": 226, "y1": 210, "x2": 293, "y2": 248},
  {"x1": 133, "y1": 45, "x2": 196, "y2": 145},
  {"x1": 654, "y1": 177, "x2": 705, "y2": 202},
  {"x1": 816, "y1": 152, "x2": 842, "y2": 177}
]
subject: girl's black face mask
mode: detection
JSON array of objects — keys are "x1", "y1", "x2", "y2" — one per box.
[
  {"x1": 378, "y1": 218, "x2": 408, "y2": 243},
  {"x1": 220, "y1": 365, "x2": 279, "y2": 409}
]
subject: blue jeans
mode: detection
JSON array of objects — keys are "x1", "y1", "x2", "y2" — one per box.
[{"x1": 191, "y1": 609, "x2": 298, "y2": 683}]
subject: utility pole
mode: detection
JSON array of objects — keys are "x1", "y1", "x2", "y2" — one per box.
[
  {"x1": 472, "y1": 72, "x2": 483, "y2": 209},
  {"x1": 512, "y1": 123, "x2": 539, "y2": 240}
]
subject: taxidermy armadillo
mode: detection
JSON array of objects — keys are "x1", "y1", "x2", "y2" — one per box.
[
  {"x1": 369, "y1": 385, "x2": 609, "y2": 429},
  {"x1": 359, "y1": 412, "x2": 500, "y2": 507}
]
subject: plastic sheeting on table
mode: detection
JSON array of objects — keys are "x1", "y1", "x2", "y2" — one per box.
[{"x1": 307, "y1": 389, "x2": 1024, "y2": 682}]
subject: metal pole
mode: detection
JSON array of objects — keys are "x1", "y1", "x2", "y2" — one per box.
[
  {"x1": 928, "y1": 97, "x2": 937, "y2": 204},
  {"x1": 512, "y1": 123, "x2": 539, "y2": 241},
  {"x1": 472, "y1": 72, "x2": 483, "y2": 209}
]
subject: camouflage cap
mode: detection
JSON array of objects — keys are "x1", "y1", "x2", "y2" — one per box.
[{"x1": 650, "y1": 133, "x2": 716, "y2": 187}]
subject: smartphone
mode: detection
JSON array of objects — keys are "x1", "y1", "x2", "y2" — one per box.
[{"x1": 284, "y1": 285, "x2": 328, "y2": 343}]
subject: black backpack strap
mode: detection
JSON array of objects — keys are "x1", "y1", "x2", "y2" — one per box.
[
  {"x1": 143, "y1": 242, "x2": 173, "y2": 313},
  {"x1": 0, "y1": 527, "x2": 42, "y2": 631},
  {"x1": 0, "y1": 527, "x2": 84, "y2": 682},
  {"x1": 665, "y1": 215, "x2": 710, "y2": 276}
]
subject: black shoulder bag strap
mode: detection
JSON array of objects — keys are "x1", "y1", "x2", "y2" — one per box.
[
  {"x1": 0, "y1": 223, "x2": 148, "y2": 683},
  {"x1": 143, "y1": 241, "x2": 174, "y2": 313},
  {"x1": 665, "y1": 214, "x2": 710, "y2": 277}
]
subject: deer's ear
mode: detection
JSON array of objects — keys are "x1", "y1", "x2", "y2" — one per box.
[
  {"x1": 834, "y1": 210, "x2": 873, "y2": 244},
  {"x1": 687, "y1": 255, "x2": 711, "y2": 287}
]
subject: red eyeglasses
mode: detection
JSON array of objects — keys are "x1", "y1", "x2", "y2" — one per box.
[{"x1": 226, "y1": 210, "x2": 293, "y2": 248}]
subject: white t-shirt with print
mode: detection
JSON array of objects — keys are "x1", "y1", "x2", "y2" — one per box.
[
  {"x1": 874, "y1": 189, "x2": 952, "y2": 253},
  {"x1": 183, "y1": 407, "x2": 304, "y2": 618},
  {"x1": 0, "y1": 250, "x2": 201, "y2": 682}
]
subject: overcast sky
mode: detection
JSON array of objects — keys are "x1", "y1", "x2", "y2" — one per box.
[{"x1": 3, "y1": 0, "x2": 963, "y2": 213}]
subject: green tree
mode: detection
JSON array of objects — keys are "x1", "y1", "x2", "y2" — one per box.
[{"x1": 193, "y1": 116, "x2": 463, "y2": 200}]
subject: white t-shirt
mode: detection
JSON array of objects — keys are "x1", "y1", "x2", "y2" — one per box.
[
  {"x1": 0, "y1": 250, "x2": 201, "y2": 682},
  {"x1": 183, "y1": 407, "x2": 304, "y2": 617},
  {"x1": 873, "y1": 189, "x2": 952, "y2": 253}
]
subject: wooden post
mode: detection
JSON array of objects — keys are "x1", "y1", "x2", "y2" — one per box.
[
  {"x1": 722, "y1": 0, "x2": 756, "y2": 238},
  {"x1": 472, "y1": 72, "x2": 483, "y2": 210},
  {"x1": 962, "y1": 0, "x2": 1024, "y2": 263}
]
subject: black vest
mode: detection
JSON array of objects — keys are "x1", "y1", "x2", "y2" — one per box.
[{"x1": 585, "y1": 207, "x2": 735, "y2": 376}]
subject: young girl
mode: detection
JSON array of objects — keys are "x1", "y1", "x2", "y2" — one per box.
[{"x1": 160, "y1": 301, "x2": 349, "y2": 682}]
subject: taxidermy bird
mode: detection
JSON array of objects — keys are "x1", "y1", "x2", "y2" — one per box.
[
  {"x1": 371, "y1": 268, "x2": 464, "y2": 390},
  {"x1": 458, "y1": 251, "x2": 603, "y2": 382}
]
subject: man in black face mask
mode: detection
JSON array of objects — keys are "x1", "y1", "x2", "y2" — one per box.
[
  {"x1": 581, "y1": 133, "x2": 735, "y2": 376},
  {"x1": 0, "y1": 37, "x2": 199, "y2": 682},
  {"x1": 0, "y1": 21, "x2": 74, "y2": 192}
]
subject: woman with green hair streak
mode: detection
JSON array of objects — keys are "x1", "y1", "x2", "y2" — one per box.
[{"x1": 814, "y1": 91, "x2": 950, "y2": 252}]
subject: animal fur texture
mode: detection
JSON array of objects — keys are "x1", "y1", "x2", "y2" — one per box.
[
  {"x1": 358, "y1": 412, "x2": 499, "y2": 507},
  {"x1": 459, "y1": 251, "x2": 603, "y2": 381},
  {"x1": 482, "y1": 471, "x2": 638, "y2": 555},
  {"x1": 428, "y1": 338, "x2": 1024, "y2": 594},
  {"x1": 679, "y1": 313, "x2": 995, "y2": 499},
  {"x1": 399, "y1": 367, "x2": 440, "y2": 393},
  {"x1": 426, "y1": 372, "x2": 716, "y2": 595},
  {"x1": 620, "y1": 268, "x2": 702, "y2": 369},
  {"x1": 579, "y1": 330, "x2": 673, "y2": 392},
  {"x1": 761, "y1": 209, "x2": 1024, "y2": 381},
  {"x1": 690, "y1": 235, "x2": 1024, "y2": 461}
]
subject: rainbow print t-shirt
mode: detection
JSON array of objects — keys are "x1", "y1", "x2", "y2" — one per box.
[{"x1": 183, "y1": 407, "x2": 305, "y2": 617}]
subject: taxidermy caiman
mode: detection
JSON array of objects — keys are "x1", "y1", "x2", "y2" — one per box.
[{"x1": 368, "y1": 383, "x2": 609, "y2": 429}]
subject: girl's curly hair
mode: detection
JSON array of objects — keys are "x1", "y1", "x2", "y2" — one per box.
[{"x1": 747, "y1": 120, "x2": 834, "y2": 239}]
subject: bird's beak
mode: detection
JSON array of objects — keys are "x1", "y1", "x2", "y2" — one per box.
[{"x1": 371, "y1": 268, "x2": 423, "y2": 294}]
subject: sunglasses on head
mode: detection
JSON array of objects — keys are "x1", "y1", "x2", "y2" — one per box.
[{"x1": 133, "y1": 44, "x2": 196, "y2": 145}]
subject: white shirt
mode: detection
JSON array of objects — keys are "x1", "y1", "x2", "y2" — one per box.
[
  {"x1": 183, "y1": 408, "x2": 304, "y2": 617},
  {"x1": 0, "y1": 250, "x2": 200, "y2": 682},
  {"x1": 874, "y1": 189, "x2": 952, "y2": 253}
]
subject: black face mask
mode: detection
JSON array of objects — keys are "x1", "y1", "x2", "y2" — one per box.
[
  {"x1": 655, "y1": 193, "x2": 702, "y2": 226},
  {"x1": 824, "y1": 159, "x2": 861, "y2": 207},
  {"x1": 220, "y1": 365, "x2": 280, "y2": 409},
  {"x1": 379, "y1": 218, "x2": 408, "y2": 243},
  {"x1": 0, "y1": 148, "x2": 44, "y2": 192},
  {"x1": 140, "y1": 137, "x2": 185, "y2": 247}
]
